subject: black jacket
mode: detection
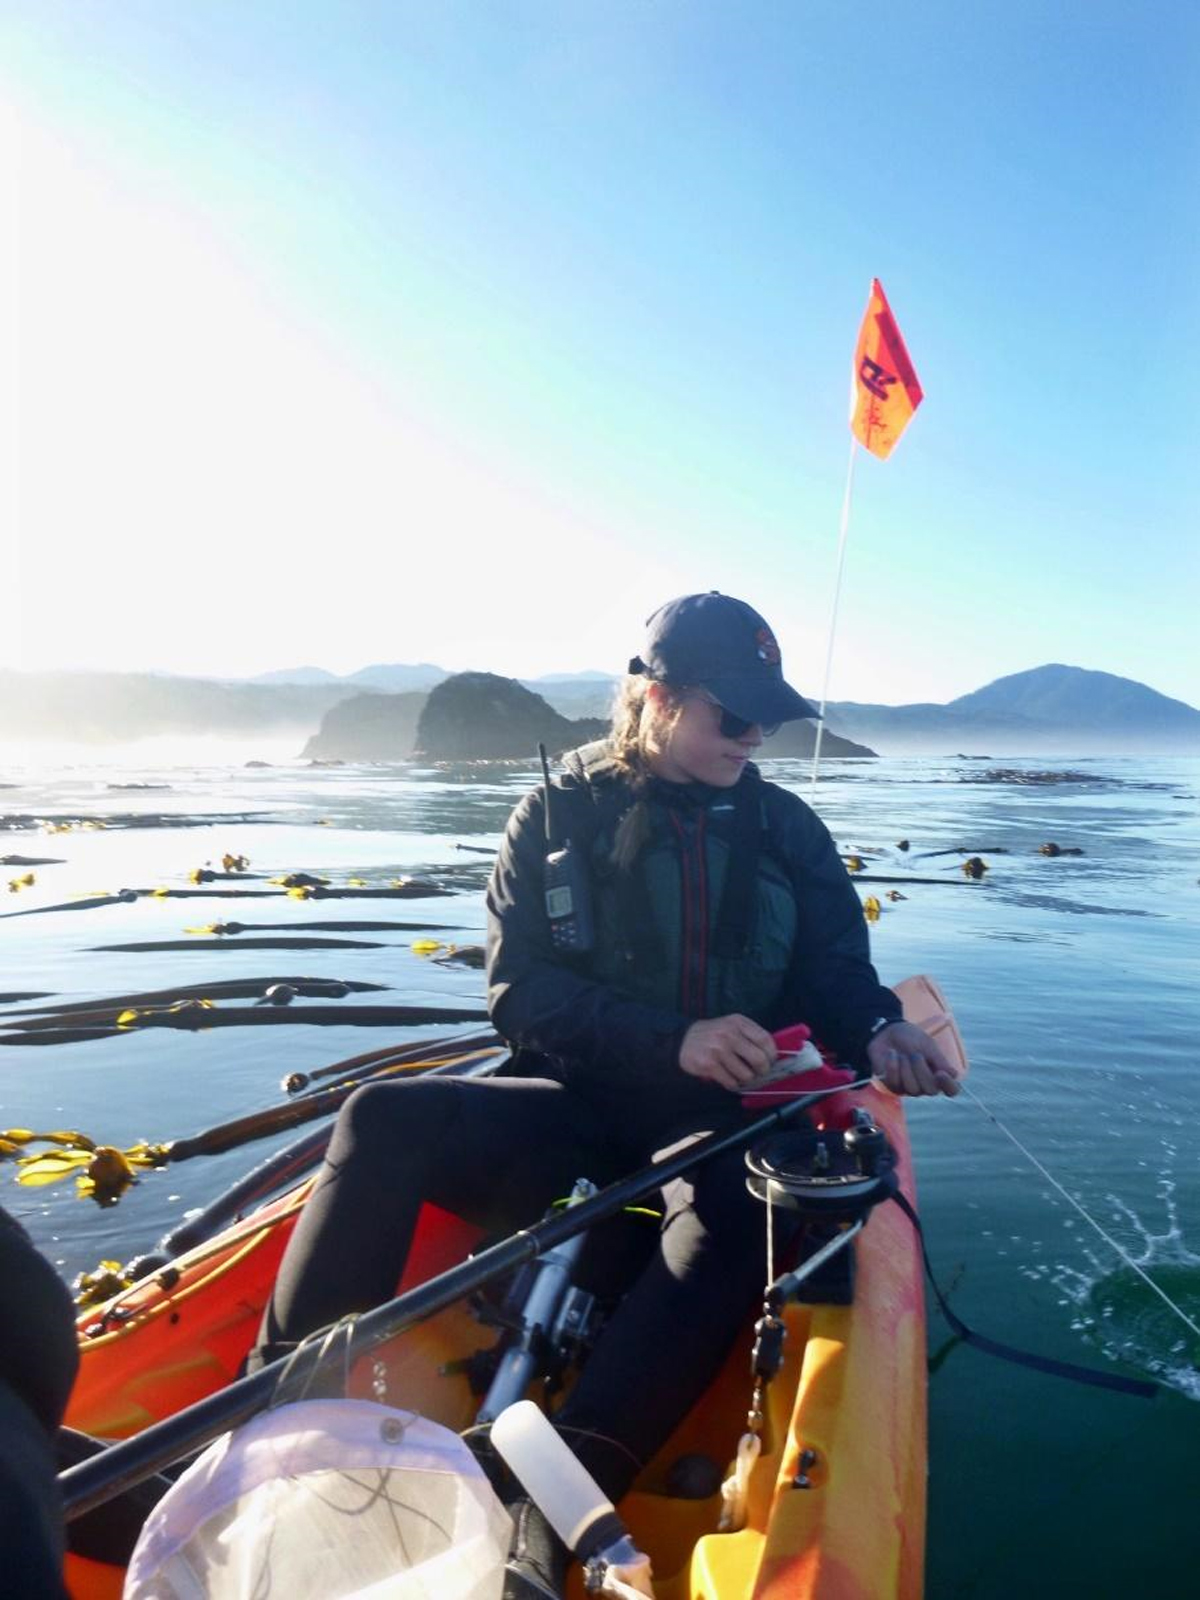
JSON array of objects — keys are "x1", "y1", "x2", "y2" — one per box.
[{"x1": 485, "y1": 753, "x2": 900, "y2": 1101}]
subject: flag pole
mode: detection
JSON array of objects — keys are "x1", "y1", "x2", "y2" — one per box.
[{"x1": 810, "y1": 433, "x2": 859, "y2": 792}]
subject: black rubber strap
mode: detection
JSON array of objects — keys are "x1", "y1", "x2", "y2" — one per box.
[{"x1": 891, "y1": 1188, "x2": 1158, "y2": 1399}]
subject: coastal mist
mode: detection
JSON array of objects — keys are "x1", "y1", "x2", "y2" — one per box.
[{"x1": 2, "y1": 753, "x2": 1197, "y2": 1595}]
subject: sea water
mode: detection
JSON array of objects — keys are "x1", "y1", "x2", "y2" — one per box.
[{"x1": 2, "y1": 752, "x2": 1197, "y2": 1596}]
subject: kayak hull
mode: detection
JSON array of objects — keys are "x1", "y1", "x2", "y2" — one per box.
[{"x1": 65, "y1": 974, "x2": 965, "y2": 1599}]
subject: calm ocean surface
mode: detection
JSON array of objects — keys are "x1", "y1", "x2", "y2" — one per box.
[{"x1": 2, "y1": 750, "x2": 1198, "y2": 1596}]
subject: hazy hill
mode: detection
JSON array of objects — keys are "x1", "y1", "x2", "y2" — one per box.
[
  {"x1": 2, "y1": 660, "x2": 1194, "y2": 756},
  {"x1": 299, "y1": 691, "x2": 427, "y2": 761},
  {"x1": 824, "y1": 664, "x2": 1200, "y2": 753},
  {"x1": 521, "y1": 676, "x2": 619, "y2": 718},
  {"x1": 250, "y1": 666, "x2": 342, "y2": 686},
  {"x1": 252, "y1": 663, "x2": 449, "y2": 692},
  {"x1": 947, "y1": 664, "x2": 1200, "y2": 737},
  {"x1": 0, "y1": 668, "x2": 353, "y2": 744},
  {"x1": 347, "y1": 663, "x2": 449, "y2": 692}
]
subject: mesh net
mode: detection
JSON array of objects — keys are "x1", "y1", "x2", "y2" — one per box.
[{"x1": 123, "y1": 1399, "x2": 511, "y2": 1599}]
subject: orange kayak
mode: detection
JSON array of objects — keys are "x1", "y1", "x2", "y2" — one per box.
[{"x1": 65, "y1": 974, "x2": 967, "y2": 1599}]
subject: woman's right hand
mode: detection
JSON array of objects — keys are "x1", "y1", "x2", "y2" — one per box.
[{"x1": 679, "y1": 1014, "x2": 778, "y2": 1091}]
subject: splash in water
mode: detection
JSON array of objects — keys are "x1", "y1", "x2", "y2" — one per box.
[{"x1": 1048, "y1": 1184, "x2": 1200, "y2": 1401}]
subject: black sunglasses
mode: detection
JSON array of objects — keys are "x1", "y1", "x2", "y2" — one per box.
[{"x1": 689, "y1": 690, "x2": 779, "y2": 740}]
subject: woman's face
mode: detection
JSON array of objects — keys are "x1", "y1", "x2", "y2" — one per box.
[{"x1": 643, "y1": 687, "x2": 763, "y2": 787}]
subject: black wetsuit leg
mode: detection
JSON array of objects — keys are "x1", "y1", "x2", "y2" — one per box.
[
  {"x1": 554, "y1": 1126, "x2": 803, "y2": 1504},
  {"x1": 0, "y1": 1208, "x2": 79, "y2": 1599},
  {"x1": 259, "y1": 1074, "x2": 627, "y2": 1350}
]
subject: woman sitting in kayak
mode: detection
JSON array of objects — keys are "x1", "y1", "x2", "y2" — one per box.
[{"x1": 254, "y1": 591, "x2": 958, "y2": 1593}]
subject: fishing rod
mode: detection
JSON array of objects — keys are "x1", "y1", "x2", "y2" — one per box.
[{"x1": 58, "y1": 1083, "x2": 849, "y2": 1520}]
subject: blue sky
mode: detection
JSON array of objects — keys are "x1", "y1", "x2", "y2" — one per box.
[{"x1": 1, "y1": 1, "x2": 1197, "y2": 704}]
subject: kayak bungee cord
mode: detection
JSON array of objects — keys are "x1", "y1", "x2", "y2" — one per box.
[{"x1": 960, "y1": 1081, "x2": 1200, "y2": 1349}]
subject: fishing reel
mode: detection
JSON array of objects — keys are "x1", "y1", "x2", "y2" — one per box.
[{"x1": 745, "y1": 1108, "x2": 896, "y2": 1225}]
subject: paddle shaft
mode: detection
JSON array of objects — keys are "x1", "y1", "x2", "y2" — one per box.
[{"x1": 60, "y1": 1087, "x2": 831, "y2": 1519}]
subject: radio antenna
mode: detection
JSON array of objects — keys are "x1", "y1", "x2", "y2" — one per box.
[{"x1": 538, "y1": 743, "x2": 554, "y2": 845}]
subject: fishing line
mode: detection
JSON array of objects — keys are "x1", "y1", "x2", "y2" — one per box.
[{"x1": 960, "y1": 1082, "x2": 1200, "y2": 1346}]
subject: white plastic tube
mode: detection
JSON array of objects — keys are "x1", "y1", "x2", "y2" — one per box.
[{"x1": 490, "y1": 1400, "x2": 615, "y2": 1555}]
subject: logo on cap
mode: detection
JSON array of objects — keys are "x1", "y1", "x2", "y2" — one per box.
[{"x1": 754, "y1": 628, "x2": 781, "y2": 666}]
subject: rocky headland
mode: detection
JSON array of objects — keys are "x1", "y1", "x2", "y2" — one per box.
[{"x1": 301, "y1": 673, "x2": 876, "y2": 761}]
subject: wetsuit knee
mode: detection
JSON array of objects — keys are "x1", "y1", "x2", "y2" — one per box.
[{"x1": 330, "y1": 1077, "x2": 462, "y2": 1167}]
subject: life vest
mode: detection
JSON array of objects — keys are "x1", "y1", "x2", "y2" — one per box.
[{"x1": 557, "y1": 743, "x2": 799, "y2": 1026}]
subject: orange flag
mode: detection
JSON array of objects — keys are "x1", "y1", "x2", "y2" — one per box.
[{"x1": 849, "y1": 278, "x2": 923, "y2": 460}]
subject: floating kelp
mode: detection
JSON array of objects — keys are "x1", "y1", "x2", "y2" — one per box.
[
  {"x1": 186, "y1": 919, "x2": 459, "y2": 935},
  {"x1": 0, "y1": 855, "x2": 65, "y2": 866},
  {"x1": 186, "y1": 868, "x2": 265, "y2": 883},
  {"x1": 87, "y1": 937, "x2": 385, "y2": 953},
  {"x1": 0, "y1": 889, "x2": 140, "y2": 921},
  {"x1": 255, "y1": 985, "x2": 297, "y2": 1006},
  {"x1": 962, "y1": 770, "x2": 1094, "y2": 786},
  {"x1": 147, "y1": 882, "x2": 456, "y2": 901},
  {"x1": 0, "y1": 811, "x2": 274, "y2": 831},
  {"x1": 852, "y1": 874, "x2": 969, "y2": 886},
  {"x1": 411, "y1": 941, "x2": 488, "y2": 968},
  {"x1": 308, "y1": 883, "x2": 455, "y2": 899},
  {"x1": 0, "y1": 1001, "x2": 490, "y2": 1045},
  {"x1": 960, "y1": 857, "x2": 989, "y2": 879},
  {"x1": 48, "y1": 1035, "x2": 504, "y2": 1191},
  {"x1": 0, "y1": 992, "x2": 54, "y2": 1005},
  {"x1": 2, "y1": 879, "x2": 459, "y2": 920},
  {"x1": 2, "y1": 977, "x2": 383, "y2": 1019},
  {"x1": 913, "y1": 846, "x2": 1010, "y2": 859},
  {"x1": 433, "y1": 945, "x2": 487, "y2": 969},
  {"x1": 1039, "y1": 842, "x2": 1085, "y2": 856},
  {"x1": 9, "y1": 1135, "x2": 164, "y2": 1206}
]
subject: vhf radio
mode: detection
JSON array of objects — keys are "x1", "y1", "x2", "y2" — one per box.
[{"x1": 539, "y1": 742, "x2": 595, "y2": 956}]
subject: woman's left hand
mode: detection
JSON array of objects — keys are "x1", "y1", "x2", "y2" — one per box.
[{"x1": 867, "y1": 1021, "x2": 961, "y2": 1097}]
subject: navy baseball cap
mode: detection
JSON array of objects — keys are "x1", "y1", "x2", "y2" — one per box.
[{"x1": 628, "y1": 592, "x2": 818, "y2": 725}]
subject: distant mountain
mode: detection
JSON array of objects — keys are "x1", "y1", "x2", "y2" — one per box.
[
  {"x1": 346, "y1": 663, "x2": 449, "y2": 692},
  {"x1": 526, "y1": 670, "x2": 615, "y2": 682},
  {"x1": 947, "y1": 664, "x2": 1200, "y2": 736},
  {"x1": 825, "y1": 665, "x2": 1200, "y2": 753},
  {"x1": 250, "y1": 663, "x2": 449, "y2": 692},
  {"x1": 2, "y1": 660, "x2": 1192, "y2": 756},
  {"x1": 521, "y1": 676, "x2": 619, "y2": 719},
  {"x1": 249, "y1": 666, "x2": 342, "y2": 686}
]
